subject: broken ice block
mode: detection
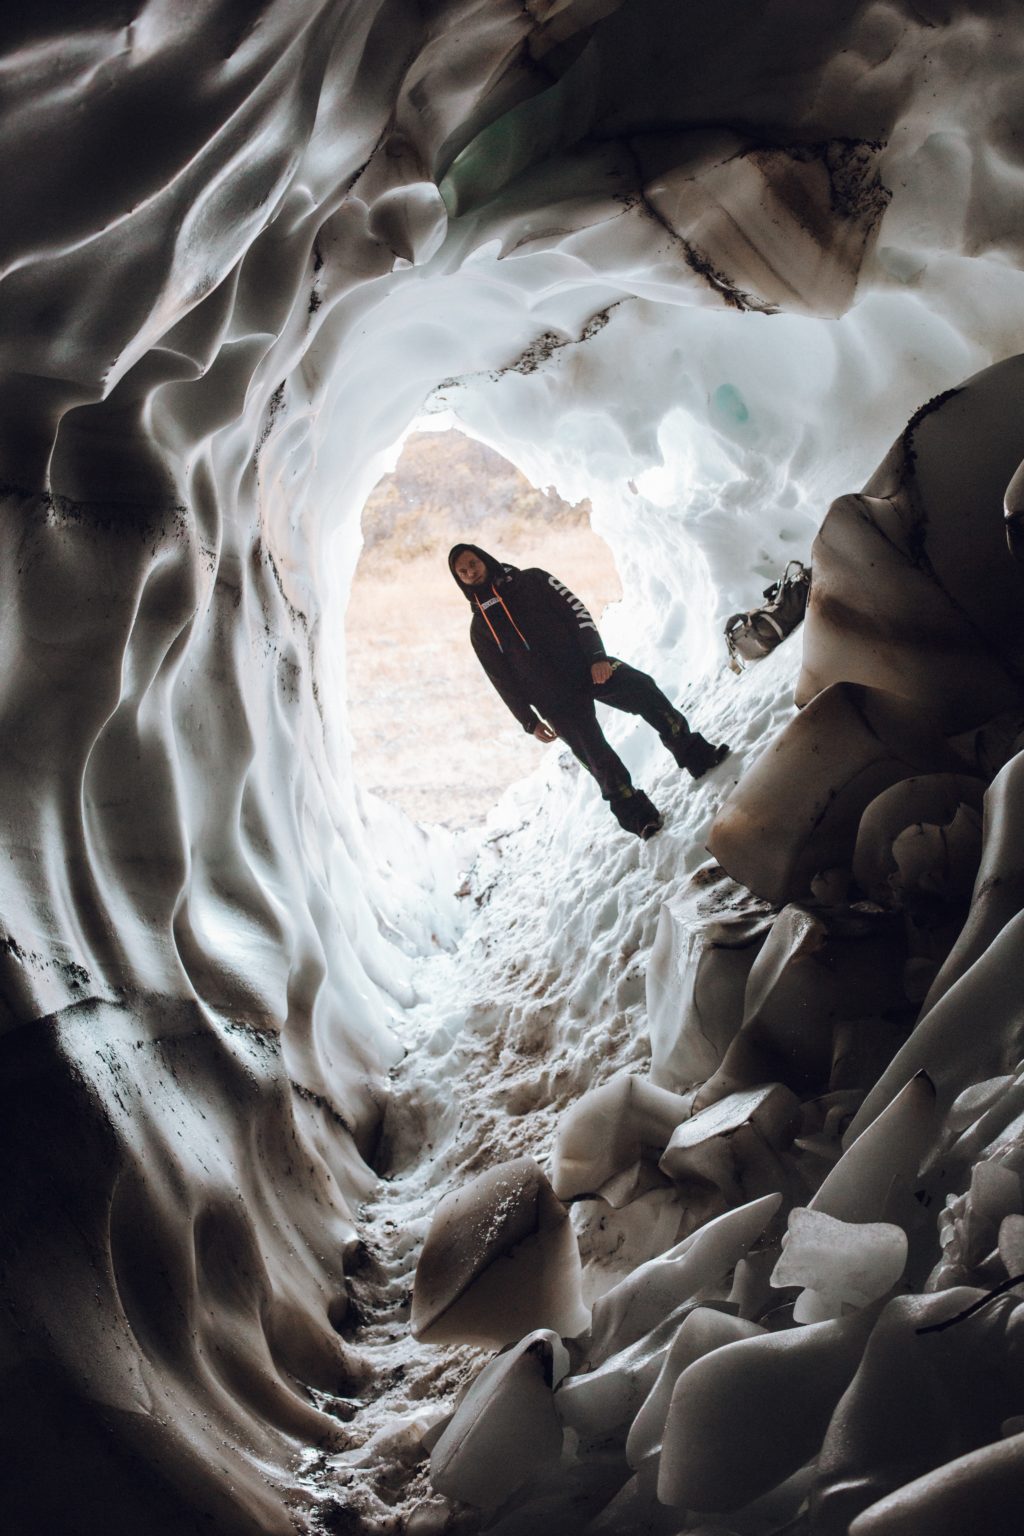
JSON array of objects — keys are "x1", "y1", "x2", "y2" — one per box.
[
  {"x1": 550, "y1": 1074, "x2": 694, "y2": 1202},
  {"x1": 813, "y1": 1071, "x2": 936, "y2": 1226},
  {"x1": 430, "y1": 1330, "x2": 568, "y2": 1509},
  {"x1": 658, "y1": 1310, "x2": 876, "y2": 1510},
  {"x1": 708, "y1": 683, "x2": 966, "y2": 906},
  {"x1": 658, "y1": 1085, "x2": 799, "y2": 1204},
  {"x1": 846, "y1": 1432, "x2": 1024, "y2": 1536},
  {"x1": 626, "y1": 1306, "x2": 764, "y2": 1472},
  {"x1": 698, "y1": 901, "x2": 908, "y2": 1101},
  {"x1": 646, "y1": 875, "x2": 773, "y2": 1089},
  {"x1": 797, "y1": 356, "x2": 1024, "y2": 732},
  {"x1": 771, "y1": 1207, "x2": 907, "y2": 1322},
  {"x1": 412, "y1": 1158, "x2": 589, "y2": 1346},
  {"x1": 852, "y1": 774, "x2": 985, "y2": 906},
  {"x1": 587, "y1": 1193, "x2": 781, "y2": 1363}
]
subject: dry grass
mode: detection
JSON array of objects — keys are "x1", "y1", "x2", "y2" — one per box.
[{"x1": 345, "y1": 521, "x2": 622, "y2": 827}]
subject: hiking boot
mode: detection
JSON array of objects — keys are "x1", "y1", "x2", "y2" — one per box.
[
  {"x1": 678, "y1": 732, "x2": 730, "y2": 780},
  {"x1": 610, "y1": 787, "x2": 662, "y2": 837}
]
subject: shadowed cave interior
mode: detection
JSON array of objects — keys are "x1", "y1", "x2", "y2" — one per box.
[{"x1": 4, "y1": 4, "x2": 1024, "y2": 1534}]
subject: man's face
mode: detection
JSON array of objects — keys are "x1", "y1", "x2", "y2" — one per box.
[{"x1": 454, "y1": 550, "x2": 488, "y2": 587}]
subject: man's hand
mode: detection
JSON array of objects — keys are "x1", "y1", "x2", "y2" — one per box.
[
  {"x1": 533, "y1": 722, "x2": 557, "y2": 743},
  {"x1": 591, "y1": 660, "x2": 613, "y2": 685}
]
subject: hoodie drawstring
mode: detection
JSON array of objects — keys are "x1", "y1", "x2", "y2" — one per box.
[{"x1": 474, "y1": 584, "x2": 531, "y2": 653}]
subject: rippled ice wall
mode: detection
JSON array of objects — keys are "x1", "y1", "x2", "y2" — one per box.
[{"x1": 2, "y1": 1, "x2": 1024, "y2": 1530}]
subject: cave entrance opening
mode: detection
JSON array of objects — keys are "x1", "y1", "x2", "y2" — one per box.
[{"x1": 344, "y1": 421, "x2": 622, "y2": 830}]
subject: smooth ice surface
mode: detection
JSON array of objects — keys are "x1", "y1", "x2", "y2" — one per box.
[
  {"x1": 411, "y1": 1157, "x2": 589, "y2": 1345},
  {"x1": 771, "y1": 1207, "x2": 907, "y2": 1322},
  {"x1": 430, "y1": 1330, "x2": 569, "y2": 1510}
]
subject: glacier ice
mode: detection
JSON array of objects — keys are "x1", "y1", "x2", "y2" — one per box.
[
  {"x1": 411, "y1": 1157, "x2": 589, "y2": 1346},
  {"x1": 6, "y1": 1, "x2": 1024, "y2": 1532},
  {"x1": 429, "y1": 1329, "x2": 569, "y2": 1510}
]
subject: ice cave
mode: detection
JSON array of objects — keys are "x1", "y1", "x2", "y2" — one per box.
[{"x1": 4, "y1": 2, "x2": 1024, "y2": 1533}]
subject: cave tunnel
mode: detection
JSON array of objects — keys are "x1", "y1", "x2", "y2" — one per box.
[{"x1": 4, "y1": 2, "x2": 1024, "y2": 1533}]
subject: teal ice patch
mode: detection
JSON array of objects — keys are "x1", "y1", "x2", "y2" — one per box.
[{"x1": 712, "y1": 383, "x2": 750, "y2": 424}]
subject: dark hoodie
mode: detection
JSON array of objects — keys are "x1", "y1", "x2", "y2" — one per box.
[{"x1": 448, "y1": 542, "x2": 609, "y2": 731}]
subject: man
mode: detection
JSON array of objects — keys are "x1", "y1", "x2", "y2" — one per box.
[{"x1": 449, "y1": 542, "x2": 729, "y2": 838}]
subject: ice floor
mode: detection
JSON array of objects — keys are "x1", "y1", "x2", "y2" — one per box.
[{"x1": 302, "y1": 640, "x2": 801, "y2": 1529}]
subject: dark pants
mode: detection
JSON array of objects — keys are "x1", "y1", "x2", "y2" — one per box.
[{"x1": 544, "y1": 660, "x2": 691, "y2": 827}]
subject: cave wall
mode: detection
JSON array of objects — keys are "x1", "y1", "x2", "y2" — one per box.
[{"x1": 2, "y1": 1, "x2": 1024, "y2": 1528}]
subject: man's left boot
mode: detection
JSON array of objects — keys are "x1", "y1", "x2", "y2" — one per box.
[{"x1": 666, "y1": 730, "x2": 730, "y2": 779}]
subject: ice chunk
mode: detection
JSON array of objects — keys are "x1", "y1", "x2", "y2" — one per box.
[
  {"x1": 797, "y1": 356, "x2": 1024, "y2": 733},
  {"x1": 430, "y1": 1330, "x2": 568, "y2": 1510},
  {"x1": 771, "y1": 1207, "x2": 907, "y2": 1322},
  {"x1": 852, "y1": 774, "x2": 985, "y2": 906},
  {"x1": 587, "y1": 1192, "x2": 781, "y2": 1363},
  {"x1": 646, "y1": 874, "x2": 773, "y2": 1090},
  {"x1": 697, "y1": 902, "x2": 908, "y2": 1102},
  {"x1": 550, "y1": 1075, "x2": 694, "y2": 1202},
  {"x1": 626, "y1": 1306, "x2": 764, "y2": 1471},
  {"x1": 890, "y1": 806, "x2": 983, "y2": 904},
  {"x1": 555, "y1": 1318, "x2": 677, "y2": 1440},
  {"x1": 708, "y1": 683, "x2": 966, "y2": 906},
  {"x1": 998, "y1": 1213, "x2": 1024, "y2": 1277},
  {"x1": 948, "y1": 1076, "x2": 1015, "y2": 1132},
  {"x1": 812, "y1": 1290, "x2": 1024, "y2": 1532},
  {"x1": 847, "y1": 1432, "x2": 1024, "y2": 1536},
  {"x1": 658, "y1": 1310, "x2": 876, "y2": 1510},
  {"x1": 917, "y1": 748, "x2": 1024, "y2": 1018},
  {"x1": 812, "y1": 1071, "x2": 936, "y2": 1226},
  {"x1": 658, "y1": 1084, "x2": 800, "y2": 1203},
  {"x1": 412, "y1": 1158, "x2": 589, "y2": 1346}
]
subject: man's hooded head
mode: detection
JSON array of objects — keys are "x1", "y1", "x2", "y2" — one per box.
[{"x1": 448, "y1": 543, "x2": 504, "y2": 598}]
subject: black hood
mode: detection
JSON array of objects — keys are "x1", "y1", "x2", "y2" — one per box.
[{"x1": 447, "y1": 543, "x2": 516, "y2": 601}]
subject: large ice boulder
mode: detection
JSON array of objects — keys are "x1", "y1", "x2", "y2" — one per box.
[
  {"x1": 657, "y1": 1307, "x2": 878, "y2": 1511},
  {"x1": 646, "y1": 866, "x2": 774, "y2": 1091},
  {"x1": 796, "y1": 354, "x2": 1024, "y2": 732},
  {"x1": 695, "y1": 901, "x2": 909, "y2": 1104},
  {"x1": 549, "y1": 1074, "x2": 694, "y2": 1205},
  {"x1": 411, "y1": 1158, "x2": 589, "y2": 1346},
  {"x1": 429, "y1": 1329, "x2": 569, "y2": 1511},
  {"x1": 708, "y1": 683, "x2": 967, "y2": 905}
]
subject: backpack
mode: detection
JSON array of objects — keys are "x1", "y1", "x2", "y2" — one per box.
[{"x1": 724, "y1": 559, "x2": 811, "y2": 673}]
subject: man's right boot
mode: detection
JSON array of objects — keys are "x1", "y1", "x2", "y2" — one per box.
[
  {"x1": 609, "y1": 786, "x2": 663, "y2": 838},
  {"x1": 678, "y1": 732, "x2": 730, "y2": 779}
]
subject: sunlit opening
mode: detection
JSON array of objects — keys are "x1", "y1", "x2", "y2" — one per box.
[{"x1": 345, "y1": 424, "x2": 621, "y2": 827}]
